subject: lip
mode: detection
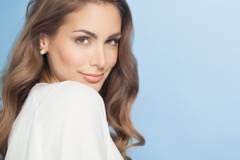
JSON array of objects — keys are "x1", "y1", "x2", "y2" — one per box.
[{"x1": 79, "y1": 72, "x2": 104, "y2": 83}]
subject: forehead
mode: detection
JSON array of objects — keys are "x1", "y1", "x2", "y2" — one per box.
[{"x1": 59, "y1": 2, "x2": 122, "y2": 36}]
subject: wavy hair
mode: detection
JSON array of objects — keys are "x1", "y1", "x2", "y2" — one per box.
[{"x1": 0, "y1": 0, "x2": 145, "y2": 159}]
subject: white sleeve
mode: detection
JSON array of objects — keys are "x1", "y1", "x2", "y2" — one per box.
[{"x1": 35, "y1": 82, "x2": 111, "y2": 160}]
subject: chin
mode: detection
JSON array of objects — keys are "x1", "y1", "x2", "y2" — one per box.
[
  {"x1": 93, "y1": 85, "x2": 102, "y2": 92},
  {"x1": 85, "y1": 83, "x2": 102, "y2": 92},
  {"x1": 73, "y1": 78, "x2": 105, "y2": 92}
]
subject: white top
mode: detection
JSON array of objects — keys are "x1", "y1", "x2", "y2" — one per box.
[{"x1": 5, "y1": 81, "x2": 123, "y2": 160}]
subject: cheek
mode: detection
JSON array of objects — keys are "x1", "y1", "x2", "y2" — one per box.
[
  {"x1": 56, "y1": 44, "x2": 88, "y2": 68},
  {"x1": 107, "y1": 51, "x2": 118, "y2": 68}
]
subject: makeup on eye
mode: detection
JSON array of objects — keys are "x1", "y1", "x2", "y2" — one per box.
[
  {"x1": 106, "y1": 38, "x2": 121, "y2": 46},
  {"x1": 75, "y1": 36, "x2": 90, "y2": 45},
  {"x1": 75, "y1": 35, "x2": 121, "y2": 46},
  {"x1": 73, "y1": 29, "x2": 121, "y2": 43}
]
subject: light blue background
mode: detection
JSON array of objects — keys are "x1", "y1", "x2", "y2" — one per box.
[{"x1": 1, "y1": 1, "x2": 240, "y2": 160}]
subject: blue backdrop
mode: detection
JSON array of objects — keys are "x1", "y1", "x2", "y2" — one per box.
[{"x1": 1, "y1": 0, "x2": 240, "y2": 160}]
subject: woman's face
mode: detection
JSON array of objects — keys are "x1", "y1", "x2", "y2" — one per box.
[{"x1": 40, "y1": 3, "x2": 121, "y2": 91}]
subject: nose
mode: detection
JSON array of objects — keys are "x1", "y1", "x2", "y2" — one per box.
[{"x1": 89, "y1": 45, "x2": 106, "y2": 70}]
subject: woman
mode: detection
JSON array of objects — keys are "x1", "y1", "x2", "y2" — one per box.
[{"x1": 0, "y1": 0, "x2": 145, "y2": 159}]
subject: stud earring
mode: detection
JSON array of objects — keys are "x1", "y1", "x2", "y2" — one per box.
[{"x1": 40, "y1": 49, "x2": 47, "y2": 55}]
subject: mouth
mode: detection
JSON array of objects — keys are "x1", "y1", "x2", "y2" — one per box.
[{"x1": 79, "y1": 72, "x2": 104, "y2": 83}]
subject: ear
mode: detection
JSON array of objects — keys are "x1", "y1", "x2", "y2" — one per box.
[{"x1": 39, "y1": 33, "x2": 50, "y2": 51}]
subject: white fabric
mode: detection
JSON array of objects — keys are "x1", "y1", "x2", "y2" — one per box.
[{"x1": 5, "y1": 81, "x2": 123, "y2": 160}]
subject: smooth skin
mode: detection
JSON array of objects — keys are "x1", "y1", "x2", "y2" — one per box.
[{"x1": 40, "y1": 2, "x2": 122, "y2": 91}]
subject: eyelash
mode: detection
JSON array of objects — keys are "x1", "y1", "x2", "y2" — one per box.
[
  {"x1": 75, "y1": 36, "x2": 120, "y2": 46},
  {"x1": 76, "y1": 36, "x2": 89, "y2": 44},
  {"x1": 107, "y1": 38, "x2": 120, "y2": 46}
]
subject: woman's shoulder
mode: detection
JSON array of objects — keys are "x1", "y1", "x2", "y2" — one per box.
[
  {"x1": 30, "y1": 80, "x2": 104, "y2": 113},
  {"x1": 33, "y1": 80, "x2": 99, "y2": 96},
  {"x1": 33, "y1": 80, "x2": 101, "y2": 100}
]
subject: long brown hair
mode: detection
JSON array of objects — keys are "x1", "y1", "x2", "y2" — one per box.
[{"x1": 0, "y1": 0, "x2": 145, "y2": 159}]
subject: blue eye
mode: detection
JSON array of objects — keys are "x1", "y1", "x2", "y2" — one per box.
[{"x1": 76, "y1": 36, "x2": 89, "y2": 44}]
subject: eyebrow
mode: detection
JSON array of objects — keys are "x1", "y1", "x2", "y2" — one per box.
[{"x1": 73, "y1": 29, "x2": 121, "y2": 39}]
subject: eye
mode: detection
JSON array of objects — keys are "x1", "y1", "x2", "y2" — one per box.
[
  {"x1": 76, "y1": 36, "x2": 90, "y2": 45},
  {"x1": 107, "y1": 39, "x2": 120, "y2": 46}
]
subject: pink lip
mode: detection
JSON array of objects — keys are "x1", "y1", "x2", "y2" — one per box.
[{"x1": 79, "y1": 72, "x2": 104, "y2": 83}]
